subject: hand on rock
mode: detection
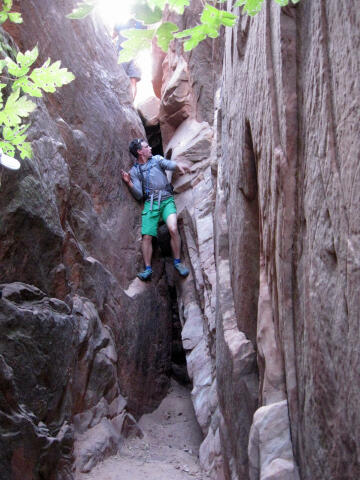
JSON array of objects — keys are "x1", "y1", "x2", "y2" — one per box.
[
  {"x1": 121, "y1": 170, "x2": 131, "y2": 184},
  {"x1": 177, "y1": 163, "x2": 190, "y2": 175}
]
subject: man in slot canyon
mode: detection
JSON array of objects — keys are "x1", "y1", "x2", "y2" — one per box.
[{"x1": 121, "y1": 138, "x2": 190, "y2": 281}]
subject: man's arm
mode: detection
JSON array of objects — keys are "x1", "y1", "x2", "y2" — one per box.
[
  {"x1": 157, "y1": 156, "x2": 189, "y2": 174},
  {"x1": 121, "y1": 168, "x2": 143, "y2": 201}
]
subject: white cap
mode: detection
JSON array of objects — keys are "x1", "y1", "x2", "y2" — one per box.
[{"x1": 0, "y1": 149, "x2": 20, "y2": 170}]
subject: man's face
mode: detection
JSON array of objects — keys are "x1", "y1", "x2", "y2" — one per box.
[{"x1": 138, "y1": 141, "x2": 152, "y2": 159}]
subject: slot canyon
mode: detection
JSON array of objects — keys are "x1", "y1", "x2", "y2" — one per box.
[{"x1": 0, "y1": 1, "x2": 359, "y2": 479}]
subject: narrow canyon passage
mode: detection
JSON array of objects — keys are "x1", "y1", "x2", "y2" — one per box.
[
  {"x1": 76, "y1": 380, "x2": 207, "y2": 480},
  {"x1": 1, "y1": 2, "x2": 358, "y2": 480}
]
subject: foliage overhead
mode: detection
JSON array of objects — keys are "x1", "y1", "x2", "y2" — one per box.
[
  {"x1": 235, "y1": 0, "x2": 299, "y2": 16},
  {"x1": 0, "y1": 0, "x2": 21, "y2": 24},
  {"x1": 0, "y1": 2, "x2": 75, "y2": 163},
  {"x1": 174, "y1": 4, "x2": 237, "y2": 51},
  {"x1": 66, "y1": 0, "x2": 97, "y2": 20},
  {"x1": 66, "y1": 0, "x2": 301, "y2": 62},
  {"x1": 117, "y1": 28, "x2": 155, "y2": 63}
]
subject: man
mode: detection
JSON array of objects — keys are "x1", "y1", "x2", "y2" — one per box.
[
  {"x1": 121, "y1": 138, "x2": 190, "y2": 281},
  {"x1": 113, "y1": 20, "x2": 143, "y2": 100}
]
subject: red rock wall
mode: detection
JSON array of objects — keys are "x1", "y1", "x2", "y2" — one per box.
[
  {"x1": 0, "y1": 1, "x2": 174, "y2": 477},
  {"x1": 1, "y1": 0, "x2": 359, "y2": 478},
  {"x1": 220, "y1": 0, "x2": 360, "y2": 479},
  {"x1": 155, "y1": 0, "x2": 360, "y2": 479}
]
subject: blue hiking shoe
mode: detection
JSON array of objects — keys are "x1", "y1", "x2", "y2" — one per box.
[
  {"x1": 137, "y1": 268, "x2": 153, "y2": 281},
  {"x1": 174, "y1": 262, "x2": 189, "y2": 277}
]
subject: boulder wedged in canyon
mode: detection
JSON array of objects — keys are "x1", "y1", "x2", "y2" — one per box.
[{"x1": 248, "y1": 401, "x2": 299, "y2": 480}]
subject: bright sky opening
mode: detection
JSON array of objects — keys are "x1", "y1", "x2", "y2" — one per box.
[{"x1": 95, "y1": 0, "x2": 156, "y2": 105}]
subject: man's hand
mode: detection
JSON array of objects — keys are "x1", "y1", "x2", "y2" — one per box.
[
  {"x1": 121, "y1": 170, "x2": 131, "y2": 184},
  {"x1": 177, "y1": 163, "x2": 191, "y2": 175},
  {"x1": 121, "y1": 170, "x2": 133, "y2": 188}
]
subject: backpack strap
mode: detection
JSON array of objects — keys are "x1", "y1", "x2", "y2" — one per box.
[{"x1": 135, "y1": 158, "x2": 154, "y2": 199}]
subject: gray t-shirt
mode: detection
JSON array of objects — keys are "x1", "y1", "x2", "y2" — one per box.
[{"x1": 129, "y1": 155, "x2": 177, "y2": 202}]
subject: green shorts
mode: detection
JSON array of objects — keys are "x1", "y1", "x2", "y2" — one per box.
[{"x1": 141, "y1": 196, "x2": 177, "y2": 237}]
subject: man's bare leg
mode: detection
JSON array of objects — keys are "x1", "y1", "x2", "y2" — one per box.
[
  {"x1": 166, "y1": 213, "x2": 181, "y2": 259},
  {"x1": 166, "y1": 213, "x2": 189, "y2": 277},
  {"x1": 142, "y1": 234, "x2": 153, "y2": 267}
]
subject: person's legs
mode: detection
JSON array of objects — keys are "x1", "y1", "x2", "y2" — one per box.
[
  {"x1": 142, "y1": 234, "x2": 153, "y2": 267},
  {"x1": 138, "y1": 201, "x2": 159, "y2": 281},
  {"x1": 164, "y1": 206, "x2": 189, "y2": 278},
  {"x1": 166, "y1": 213, "x2": 181, "y2": 259}
]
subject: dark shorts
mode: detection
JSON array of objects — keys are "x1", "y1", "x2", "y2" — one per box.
[
  {"x1": 141, "y1": 197, "x2": 177, "y2": 237},
  {"x1": 122, "y1": 60, "x2": 141, "y2": 81}
]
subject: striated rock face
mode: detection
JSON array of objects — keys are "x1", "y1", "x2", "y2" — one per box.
[
  {"x1": 0, "y1": 1, "x2": 173, "y2": 477},
  {"x1": 0, "y1": 283, "x2": 142, "y2": 478},
  {"x1": 156, "y1": 0, "x2": 360, "y2": 479},
  {"x1": 1, "y1": 0, "x2": 359, "y2": 479},
  {"x1": 0, "y1": 283, "x2": 76, "y2": 480},
  {"x1": 219, "y1": 0, "x2": 360, "y2": 479},
  {"x1": 248, "y1": 401, "x2": 299, "y2": 480}
]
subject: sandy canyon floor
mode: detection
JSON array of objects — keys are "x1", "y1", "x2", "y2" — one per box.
[{"x1": 77, "y1": 380, "x2": 209, "y2": 480}]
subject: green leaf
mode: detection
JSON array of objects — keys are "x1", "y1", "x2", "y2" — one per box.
[
  {"x1": 156, "y1": 22, "x2": 178, "y2": 51},
  {"x1": 0, "y1": 89, "x2": 36, "y2": 126},
  {"x1": 1, "y1": 123, "x2": 32, "y2": 159},
  {"x1": 30, "y1": 59, "x2": 75, "y2": 93},
  {"x1": 16, "y1": 46, "x2": 38, "y2": 68},
  {"x1": 17, "y1": 140, "x2": 32, "y2": 159},
  {"x1": 201, "y1": 3, "x2": 237, "y2": 29},
  {"x1": 0, "y1": 12, "x2": 8, "y2": 24},
  {"x1": 168, "y1": 0, "x2": 190, "y2": 14},
  {"x1": 3, "y1": 126, "x2": 16, "y2": 141},
  {"x1": 118, "y1": 28, "x2": 155, "y2": 62},
  {"x1": 2, "y1": 126, "x2": 27, "y2": 145},
  {"x1": 175, "y1": 24, "x2": 207, "y2": 49},
  {"x1": 12, "y1": 76, "x2": 42, "y2": 97},
  {"x1": 3, "y1": 0, "x2": 13, "y2": 12},
  {"x1": 132, "y1": 2, "x2": 162, "y2": 24},
  {"x1": 175, "y1": 4, "x2": 236, "y2": 50},
  {"x1": 274, "y1": 0, "x2": 288, "y2": 5},
  {"x1": 235, "y1": 0, "x2": 264, "y2": 16},
  {"x1": 5, "y1": 57, "x2": 30, "y2": 77},
  {"x1": 10, "y1": 132, "x2": 27, "y2": 145},
  {"x1": 66, "y1": 2, "x2": 94, "y2": 19},
  {"x1": 0, "y1": 141, "x2": 15, "y2": 156},
  {"x1": 8, "y1": 12, "x2": 22, "y2": 23}
]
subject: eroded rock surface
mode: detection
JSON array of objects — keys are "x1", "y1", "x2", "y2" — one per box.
[
  {"x1": 0, "y1": 1, "x2": 174, "y2": 477},
  {"x1": 1, "y1": 0, "x2": 359, "y2": 479},
  {"x1": 219, "y1": 1, "x2": 360, "y2": 479},
  {"x1": 0, "y1": 283, "x2": 76, "y2": 480},
  {"x1": 155, "y1": 0, "x2": 360, "y2": 479}
]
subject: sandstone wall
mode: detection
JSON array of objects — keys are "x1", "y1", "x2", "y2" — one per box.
[
  {"x1": 0, "y1": 1, "x2": 175, "y2": 478},
  {"x1": 220, "y1": 0, "x2": 359, "y2": 479},
  {"x1": 155, "y1": 0, "x2": 360, "y2": 479},
  {"x1": 0, "y1": 0, "x2": 359, "y2": 479}
]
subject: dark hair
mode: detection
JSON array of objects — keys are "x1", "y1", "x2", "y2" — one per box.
[{"x1": 129, "y1": 138, "x2": 144, "y2": 159}]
